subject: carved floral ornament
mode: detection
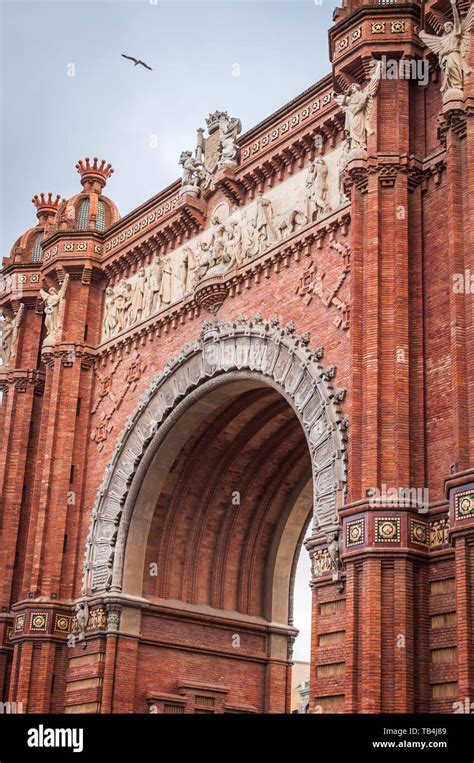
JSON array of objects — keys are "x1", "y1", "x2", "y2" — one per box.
[{"x1": 83, "y1": 315, "x2": 348, "y2": 595}]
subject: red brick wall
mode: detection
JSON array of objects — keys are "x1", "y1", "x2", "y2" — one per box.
[{"x1": 1, "y1": 0, "x2": 473, "y2": 714}]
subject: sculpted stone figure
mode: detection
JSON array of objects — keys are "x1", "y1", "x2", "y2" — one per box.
[
  {"x1": 196, "y1": 165, "x2": 215, "y2": 192},
  {"x1": 333, "y1": 62, "x2": 381, "y2": 151},
  {"x1": 337, "y1": 140, "x2": 350, "y2": 205},
  {"x1": 306, "y1": 157, "x2": 330, "y2": 221},
  {"x1": 114, "y1": 281, "x2": 132, "y2": 332},
  {"x1": 182, "y1": 246, "x2": 198, "y2": 291},
  {"x1": 102, "y1": 254, "x2": 177, "y2": 339},
  {"x1": 40, "y1": 274, "x2": 69, "y2": 342},
  {"x1": 243, "y1": 215, "x2": 260, "y2": 260},
  {"x1": 313, "y1": 551, "x2": 332, "y2": 577},
  {"x1": 179, "y1": 111, "x2": 242, "y2": 198},
  {"x1": 173, "y1": 251, "x2": 189, "y2": 300},
  {"x1": 160, "y1": 257, "x2": 173, "y2": 306},
  {"x1": 130, "y1": 268, "x2": 146, "y2": 325},
  {"x1": 179, "y1": 150, "x2": 202, "y2": 193},
  {"x1": 76, "y1": 601, "x2": 88, "y2": 631},
  {"x1": 275, "y1": 208, "x2": 308, "y2": 239},
  {"x1": 209, "y1": 215, "x2": 227, "y2": 264},
  {"x1": 193, "y1": 242, "x2": 212, "y2": 282},
  {"x1": 217, "y1": 113, "x2": 242, "y2": 170},
  {"x1": 0, "y1": 304, "x2": 24, "y2": 366},
  {"x1": 144, "y1": 256, "x2": 163, "y2": 316},
  {"x1": 0, "y1": 312, "x2": 14, "y2": 365},
  {"x1": 226, "y1": 220, "x2": 243, "y2": 265},
  {"x1": 75, "y1": 601, "x2": 89, "y2": 642},
  {"x1": 103, "y1": 287, "x2": 118, "y2": 340},
  {"x1": 254, "y1": 193, "x2": 277, "y2": 250},
  {"x1": 419, "y1": 0, "x2": 473, "y2": 95},
  {"x1": 327, "y1": 531, "x2": 342, "y2": 576},
  {"x1": 221, "y1": 229, "x2": 237, "y2": 270},
  {"x1": 192, "y1": 221, "x2": 237, "y2": 285}
]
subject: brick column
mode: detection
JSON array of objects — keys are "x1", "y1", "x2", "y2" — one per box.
[
  {"x1": 0, "y1": 300, "x2": 44, "y2": 698},
  {"x1": 445, "y1": 472, "x2": 474, "y2": 704},
  {"x1": 9, "y1": 243, "x2": 105, "y2": 712}
]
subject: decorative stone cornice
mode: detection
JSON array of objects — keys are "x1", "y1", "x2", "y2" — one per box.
[
  {"x1": 41, "y1": 231, "x2": 104, "y2": 262},
  {"x1": 0, "y1": 368, "x2": 45, "y2": 395},
  {"x1": 193, "y1": 274, "x2": 230, "y2": 314},
  {"x1": 344, "y1": 151, "x2": 447, "y2": 193},
  {"x1": 239, "y1": 80, "x2": 336, "y2": 168},
  {"x1": 214, "y1": 167, "x2": 246, "y2": 206},
  {"x1": 329, "y1": 3, "x2": 423, "y2": 64},
  {"x1": 41, "y1": 343, "x2": 96, "y2": 370},
  {"x1": 0, "y1": 267, "x2": 42, "y2": 298}
]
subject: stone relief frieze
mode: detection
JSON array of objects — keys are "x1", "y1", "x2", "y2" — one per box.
[{"x1": 101, "y1": 143, "x2": 348, "y2": 342}]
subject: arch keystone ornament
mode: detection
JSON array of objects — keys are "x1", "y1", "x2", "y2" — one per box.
[{"x1": 83, "y1": 314, "x2": 347, "y2": 596}]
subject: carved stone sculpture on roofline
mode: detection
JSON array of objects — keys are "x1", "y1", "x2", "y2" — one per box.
[
  {"x1": 419, "y1": 0, "x2": 473, "y2": 103},
  {"x1": 179, "y1": 110, "x2": 241, "y2": 198}
]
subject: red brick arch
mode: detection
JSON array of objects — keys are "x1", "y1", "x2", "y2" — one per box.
[{"x1": 83, "y1": 315, "x2": 348, "y2": 605}]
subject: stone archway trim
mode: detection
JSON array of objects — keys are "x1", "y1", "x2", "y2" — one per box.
[{"x1": 83, "y1": 314, "x2": 348, "y2": 595}]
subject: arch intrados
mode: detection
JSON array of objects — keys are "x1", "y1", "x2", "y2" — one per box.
[{"x1": 120, "y1": 374, "x2": 308, "y2": 597}]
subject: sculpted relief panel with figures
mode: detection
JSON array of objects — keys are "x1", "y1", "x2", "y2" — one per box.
[{"x1": 101, "y1": 141, "x2": 349, "y2": 342}]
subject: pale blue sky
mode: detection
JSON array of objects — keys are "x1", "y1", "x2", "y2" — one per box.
[
  {"x1": 1, "y1": 0, "x2": 336, "y2": 659},
  {"x1": 1, "y1": 0, "x2": 337, "y2": 254},
  {"x1": 293, "y1": 538, "x2": 312, "y2": 661}
]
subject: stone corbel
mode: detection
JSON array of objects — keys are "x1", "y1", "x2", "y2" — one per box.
[
  {"x1": 345, "y1": 154, "x2": 369, "y2": 193},
  {"x1": 177, "y1": 193, "x2": 207, "y2": 233},
  {"x1": 214, "y1": 167, "x2": 246, "y2": 206},
  {"x1": 437, "y1": 103, "x2": 467, "y2": 145}
]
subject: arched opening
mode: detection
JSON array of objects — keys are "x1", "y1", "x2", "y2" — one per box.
[
  {"x1": 83, "y1": 317, "x2": 346, "y2": 713},
  {"x1": 138, "y1": 380, "x2": 312, "y2": 618},
  {"x1": 121, "y1": 379, "x2": 312, "y2": 712}
]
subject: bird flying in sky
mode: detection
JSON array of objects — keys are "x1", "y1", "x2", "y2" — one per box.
[{"x1": 121, "y1": 54, "x2": 152, "y2": 70}]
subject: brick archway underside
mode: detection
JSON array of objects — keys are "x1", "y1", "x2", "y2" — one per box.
[
  {"x1": 141, "y1": 380, "x2": 314, "y2": 621},
  {"x1": 84, "y1": 316, "x2": 347, "y2": 609}
]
